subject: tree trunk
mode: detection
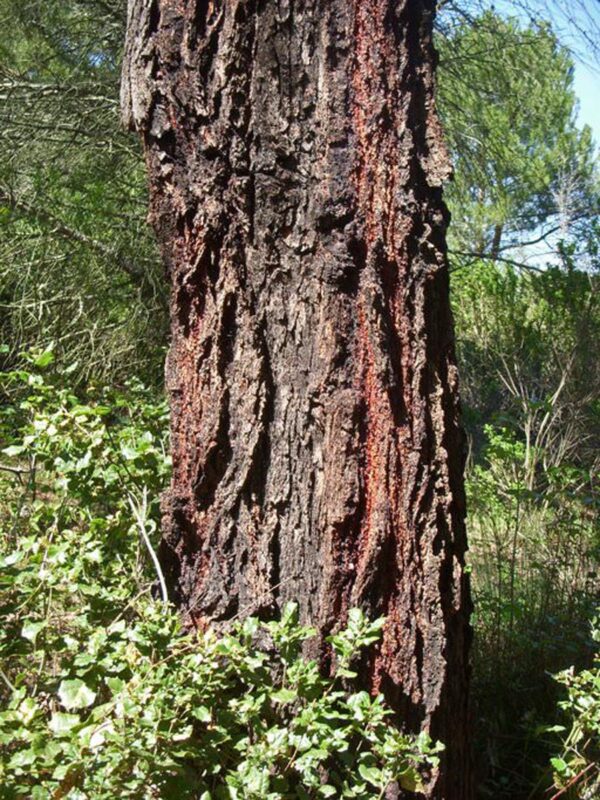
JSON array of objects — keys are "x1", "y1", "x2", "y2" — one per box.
[
  {"x1": 122, "y1": 1, "x2": 472, "y2": 796},
  {"x1": 490, "y1": 222, "x2": 503, "y2": 261}
]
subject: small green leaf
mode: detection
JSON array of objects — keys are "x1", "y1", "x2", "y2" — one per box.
[
  {"x1": 358, "y1": 763, "x2": 383, "y2": 787},
  {"x1": 17, "y1": 697, "x2": 38, "y2": 724},
  {"x1": 58, "y1": 679, "x2": 96, "y2": 710},
  {"x1": 21, "y1": 620, "x2": 47, "y2": 644},
  {"x1": 271, "y1": 688, "x2": 297, "y2": 704},
  {"x1": 120, "y1": 444, "x2": 139, "y2": 460},
  {"x1": 49, "y1": 712, "x2": 81, "y2": 735},
  {"x1": 2, "y1": 444, "x2": 25, "y2": 457},
  {"x1": 34, "y1": 348, "x2": 55, "y2": 368},
  {"x1": 193, "y1": 706, "x2": 212, "y2": 723},
  {"x1": 319, "y1": 787, "x2": 337, "y2": 797},
  {"x1": 550, "y1": 757, "x2": 569, "y2": 775}
]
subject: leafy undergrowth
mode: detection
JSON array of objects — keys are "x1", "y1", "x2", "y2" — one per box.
[
  {"x1": 0, "y1": 352, "x2": 441, "y2": 799},
  {"x1": 466, "y1": 424, "x2": 599, "y2": 798},
  {"x1": 548, "y1": 624, "x2": 600, "y2": 800}
]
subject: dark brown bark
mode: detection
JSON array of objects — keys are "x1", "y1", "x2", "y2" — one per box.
[
  {"x1": 122, "y1": 1, "x2": 472, "y2": 796},
  {"x1": 490, "y1": 222, "x2": 503, "y2": 261}
]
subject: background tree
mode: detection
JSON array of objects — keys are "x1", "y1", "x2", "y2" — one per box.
[
  {"x1": 437, "y1": 10, "x2": 597, "y2": 263},
  {"x1": 0, "y1": 0, "x2": 166, "y2": 384}
]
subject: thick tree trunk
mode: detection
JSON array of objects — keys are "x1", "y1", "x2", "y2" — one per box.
[{"x1": 122, "y1": 1, "x2": 472, "y2": 796}]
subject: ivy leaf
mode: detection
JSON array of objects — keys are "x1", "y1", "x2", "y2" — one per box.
[{"x1": 58, "y1": 679, "x2": 96, "y2": 710}]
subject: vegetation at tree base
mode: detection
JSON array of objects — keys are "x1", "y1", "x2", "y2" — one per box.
[
  {"x1": 0, "y1": 1, "x2": 598, "y2": 799},
  {"x1": 0, "y1": 367, "x2": 441, "y2": 799}
]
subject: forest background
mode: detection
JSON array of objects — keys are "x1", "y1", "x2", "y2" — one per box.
[{"x1": 0, "y1": 1, "x2": 598, "y2": 798}]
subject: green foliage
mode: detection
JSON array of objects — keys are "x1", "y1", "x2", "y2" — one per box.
[
  {"x1": 0, "y1": 0, "x2": 166, "y2": 385},
  {"x1": 438, "y1": 10, "x2": 598, "y2": 258},
  {"x1": 0, "y1": 605, "x2": 441, "y2": 800},
  {"x1": 466, "y1": 420, "x2": 598, "y2": 798},
  {"x1": 0, "y1": 363, "x2": 440, "y2": 799},
  {"x1": 452, "y1": 256, "x2": 599, "y2": 480},
  {"x1": 468, "y1": 424, "x2": 597, "y2": 656},
  {"x1": 549, "y1": 619, "x2": 600, "y2": 798}
]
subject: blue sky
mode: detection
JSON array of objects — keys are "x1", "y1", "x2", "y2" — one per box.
[{"x1": 573, "y1": 61, "x2": 599, "y2": 143}]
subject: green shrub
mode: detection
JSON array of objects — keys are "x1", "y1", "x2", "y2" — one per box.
[
  {"x1": 0, "y1": 601, "x2": 442, "y2": 799},
  {"x1": 548, "y1": 618, "x2": 600, "y2": 799},
  {"x1": 466, "y1": 424, "x2": 598, "y2": 797},
  {"x1": 0, "y1": 355, "x2": 441, "y2": 799}
]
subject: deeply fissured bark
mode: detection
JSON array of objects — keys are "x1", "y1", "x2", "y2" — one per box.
[{"x1": 122, "y1": 1, "x2": 472, "y2": 796}]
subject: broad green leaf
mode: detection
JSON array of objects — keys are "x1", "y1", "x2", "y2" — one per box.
[
  {"x1": 58, "y1": 679, "x2": 96, "y2": 710},
  {"x1": 21, "y1": 620, "x2": 47, "y2": 644},
  {"x1": 49, "y1": 712, "x2": 81, "y2": 735}
]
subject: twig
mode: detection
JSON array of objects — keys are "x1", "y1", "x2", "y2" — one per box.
[
  {"x1": 449, "y1": 249, "x2": 545, "y2": 273},
  {"x1": 0, "y1": 667, "x2": 17, "y2": 693},
  {"x1": 0, "y1": 187, "x2": 144, "y2": 284},
  {"x1": 0, "y1": 464, "x2": 33, "y2": 475},
  {"x1": 549, "y1": 761, "x2": 596, "y2": 800},
  {"x1": 128, "y1": 488, "x2": 169, "y2": 607}
]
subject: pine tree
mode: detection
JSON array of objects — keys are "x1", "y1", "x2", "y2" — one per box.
[{"x1": 122, "y1": 2, "x2": 472, "y2": 795}]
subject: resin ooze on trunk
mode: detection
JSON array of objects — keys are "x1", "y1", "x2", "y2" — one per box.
[{"x1": 122, "y1": 0, "x2": 472, "y2": 796}]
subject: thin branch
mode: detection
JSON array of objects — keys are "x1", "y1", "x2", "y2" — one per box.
[
  {"x1": 449, "y1": 249, "x2": 546, "y2": 273},
  {"x1": 0, "y1": 464, "x2": 32, "y2": 475},
  {"x1": 549, "y1": 762, "x2": 597, "y2": 800},
  {"x1": 0, "y1": 188, "x2": 144, "y2": 284},
  {"x1": 128, "y1": 489, "x2": 169, "y2": 608}
]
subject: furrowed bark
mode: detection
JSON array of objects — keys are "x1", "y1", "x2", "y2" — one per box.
[{"x1": 122, "y1": 1, "x2": 472, "y2": 796}]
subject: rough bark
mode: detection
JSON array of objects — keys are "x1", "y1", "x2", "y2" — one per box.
[{"x1": 122, "y1": 1, "x2": 472, "y2": 796}]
